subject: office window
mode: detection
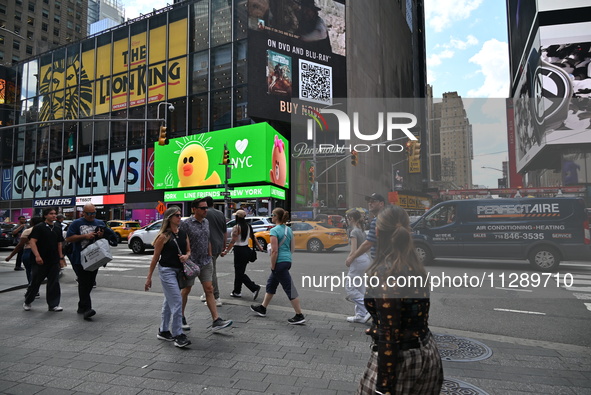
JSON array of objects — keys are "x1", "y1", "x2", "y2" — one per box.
[
  {"x1": 13, "y1": 41, "x2": 20, "y2": 50},
  {"x1": 75, "y1": 24, "x2": 81, "y2": 33},
  {"x1": 27, "y1": 17, "x2": 34, "y2": 26},
  {"x1": 211, "y1": 44, "x2": 231, "y2": 90},
  {"x1": 55, "y1": 1, "x2": 61, "y2": 10},
  {"x1": 0, "y1": 5, "x2": 6, "y2": 15},
  {"x1": 27, "y1": 31, "x2": 33, "y2": 40},
  {"x1": 54, "y1": 14, "x2": 60, "y2": 23},
  {"x1": 26, "y1": 45, "x2": 32, "y2": 54},
  {"x1": 0, "y1": 50, "x2": 4, "y2": 60},
  {"x1": 54, "y1": 27, "x2": 60, "y2": 36},
  {"x1": 28, "y1": 3, "x2": 35, "y2": 12},
  {"x1": 42, "y1": 9, "x2": 49, "y2": 18},
  {"x1": 0, "y1": 35, "x2": 3, "y2": 45},
  {"x1": 42, "y1": 22, "x2": 48, "y2": 32}
]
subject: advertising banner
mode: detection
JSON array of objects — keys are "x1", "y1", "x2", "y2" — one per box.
[
  {"x1": 39, "y1": 17, "x2": 188, "y2": 121},
  {"x1": 247, "y1": 0, "x2": 346, "y2": 122},
  {"x1": 12, "y1": 149, "x2": 143, "y2": 198},
  {"x1": 153, "y1": 123, "x2": 289, "y2": 190},
  {"x1": 164, "y1": 185, "x2": 286, "y2": 202}
]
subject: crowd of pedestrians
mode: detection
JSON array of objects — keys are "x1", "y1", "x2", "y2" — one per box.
[{"x1": 8, "y1": 192, "x2": 443, "y2": 393}]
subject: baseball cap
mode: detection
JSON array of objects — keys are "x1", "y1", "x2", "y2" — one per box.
[
  {"x1": 365, "y1": 193, "x2": 385, "y2": 202},
  {"x1": 235, "y1": 210, "x2": 247, "y2": 218}
]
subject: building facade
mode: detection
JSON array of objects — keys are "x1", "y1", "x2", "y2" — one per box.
[
  {"x1": 0, "y1": 0, "x2": 88, "y2": 66},
  {"x1": 0, "y1": 0, "x2": 426, "y2": 224},
  {"x1": 507, "y1": 0, "x2": 591, "y2": 199}
]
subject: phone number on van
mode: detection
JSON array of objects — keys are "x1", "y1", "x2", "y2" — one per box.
[{"x1": 493, "y1": 233, "x2": 545, "y2": 240}]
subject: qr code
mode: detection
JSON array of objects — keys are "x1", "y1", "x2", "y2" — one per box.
[{"x1": 299, "y1": 59, "x2": 332, "y2": 105}]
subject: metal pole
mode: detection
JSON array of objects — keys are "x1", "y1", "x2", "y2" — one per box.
[{"x1": 312, "y1": 121, "x2": 318, "y2": 219}]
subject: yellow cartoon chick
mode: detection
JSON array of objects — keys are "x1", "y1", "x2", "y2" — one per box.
[{"x1": 177, "y1": 143, "x2": 221, "y2": 187}]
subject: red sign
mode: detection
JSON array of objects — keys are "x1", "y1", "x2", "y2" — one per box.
[{"x1": 156, "y1": 201, "x2": 166, "y2": 215}]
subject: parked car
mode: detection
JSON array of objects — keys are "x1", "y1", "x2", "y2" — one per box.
[
  {"x1": 253, "y1": 221, "x2": 349, "y2": 252},
  {"x1": 106, "y1": 220, "x2": 142, "y2": 243},
  {"x1": 128, "y1": 218, "x2": 189, "y2": 254},
  {"x1": 225, "y1": 216, "x2": 274, "y2": 243},
  {"x1": 0, "y1": 223, "x2": 16, "y2": 248}
]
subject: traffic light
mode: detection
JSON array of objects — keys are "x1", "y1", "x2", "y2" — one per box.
[
  {"x1": 222, "y1": 144, "x2": 230, "y2": 165},
  {"x1": 308, "y1": 166, "x2": 315, "y2": 182},
  {"x1": 405, "y1": 140, "x2": 413, "y2": 155},
  {"x1": 411, "y1": 142, "x2": 421, "y2": 161},
  {"x1": 158, "y1": 125, "x2": 167, "y2": 146},
  {"x1": 351, "y1": 150, "x2": 358, "y2": 166}
]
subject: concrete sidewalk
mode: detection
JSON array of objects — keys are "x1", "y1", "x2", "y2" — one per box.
[{"x1": 0, "y1": 263, "x2": 590, "y2": 395}]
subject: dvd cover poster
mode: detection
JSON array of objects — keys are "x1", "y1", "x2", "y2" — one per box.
[{"x1": 267, "y1": 50, "x2": 293, "y2": 96}]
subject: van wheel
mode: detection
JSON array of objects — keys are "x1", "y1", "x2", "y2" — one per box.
[
  {"x1": 307, "y1": 238, "x2": 324, "y2": 252},
  {"x1": 415, "y1": 244, "x2": 433, "y2": 265},
  {"x1": 528, "y1": 245, "x2": 560, "y2": 271},
  {"x1": 130, "y1": 238, "x2": 145, "y2": 254}
]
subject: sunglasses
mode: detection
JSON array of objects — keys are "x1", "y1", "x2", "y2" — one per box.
[
  {"x1": 171, "y1": 213, "x2": 182, "y2": 218},
  {"x1": 84, "y1": 212, "x2": 97, "y2": 215},
  {"x1": 196, "y1": 207, "x2": 208, "y2": 210}
]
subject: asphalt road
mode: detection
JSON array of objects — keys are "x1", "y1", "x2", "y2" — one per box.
[{"x1": 4, "y1": 243, "x2": 590, "y2": 347}]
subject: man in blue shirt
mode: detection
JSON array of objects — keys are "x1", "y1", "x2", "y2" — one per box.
[
  {"x1": 346, "y1": 193, "x2": 386, "y2": 266},
  {"x1": 66, "y1": 203, "x2": 117, "y2": 320}
]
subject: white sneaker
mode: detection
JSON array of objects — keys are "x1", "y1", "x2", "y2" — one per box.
[
  {"x1": 203, "y1": 298, "x2": 222, "y2": 306},
  {"x1": 23, "y1": 303, "x2": 31, "y2": 311},
  {"x1": 346, "y1": 313, "x2": 371, "y2": 323},
  {"x1": 48, "y1": 306, "x2": 63, "y2": 312},
  {"x1": 200, "y1": 294, "x2": 206, "y2": 302}
]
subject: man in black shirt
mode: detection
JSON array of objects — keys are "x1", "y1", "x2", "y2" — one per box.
[{"x1": 24, "y1": 207, "x2": 66, "y2": 312}]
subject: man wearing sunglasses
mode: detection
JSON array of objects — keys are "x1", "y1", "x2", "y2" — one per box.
[
  {"x1": 66, "y1": 203, "x2": 118, "y2": 320},
  {"x1": 180, "y1": 198, "x2": 232, "y2": 332}
]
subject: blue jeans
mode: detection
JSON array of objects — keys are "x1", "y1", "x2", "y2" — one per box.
[
  {"x1": 266, "y1": 261, "x2": 298, "y2": 300},
  {"x1": 158, "y1": 265, "x2": 183, "y2": 337}
]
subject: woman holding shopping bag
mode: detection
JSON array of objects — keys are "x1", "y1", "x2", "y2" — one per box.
[
  {"x1": 145, "y1": 206, "x2": 192, "y2": 348},
  {"x1": 344, "y1": 210, "x2": 371, "y2": 323}
]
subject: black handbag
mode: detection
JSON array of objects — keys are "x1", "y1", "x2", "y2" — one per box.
[{"x1": 248, "y1": 246, "x2": 257, "y2": 263}]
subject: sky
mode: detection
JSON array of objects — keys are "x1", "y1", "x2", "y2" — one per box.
[{"x1": 120, "y1": 0, "x2": 511, "y2": 189}]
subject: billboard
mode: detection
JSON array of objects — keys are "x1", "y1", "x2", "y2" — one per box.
[
  {"x1": 247, "y1": 0, "x2": 347, "y2": 122},
  {"x1": 513, "y1": 23, "x2": 591, "y2": 171},
  {"x1": 38, "y1": 17, "x2": 188, "y2": 121},
  {"x1": 507, "y1": 0, "x2": 538, "y2": 84},
  {"x1": 153, "y1": 123, "x2": 289, "y2": 189}
]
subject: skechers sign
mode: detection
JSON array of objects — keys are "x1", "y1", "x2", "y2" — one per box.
[{"x1": 154, "y1": 123, "x2": 289, "y2": 190}]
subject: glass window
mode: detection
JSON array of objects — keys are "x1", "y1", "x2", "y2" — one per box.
[
  {"x1": 54, "y1": 14, "x2": 60, "y2": 23},
  {"x1": 14, "y1": 130, "x2": 25, "y2": 164},
  {"x1": 189, "y1": 94, "x2": 208, "y2": 133},
  {"x1": 42, "y1": 22, "x2": 48, "y2": 32},
  {"x1": 127, "y1": 106, "x2": 145, "y2": 148},
  {"x1": 111, "y1": 111, "x2": 127, "y2": 151},
  {"x1": 28, "y1": 3, "x2": 35, "y2": 12},
  {"x1": 49, "y1": 124, "x2": 63, "y2": 159},
  {"x1": 93, "y1": 121, "x2": 109, "y2": 153},
  {"x1": 28, "y1": 17, "x2": 34, "y2": 26},
  {"x1": 191, "y1": 0, "x2": 209, "y2": 52},
  {"x1": 169, "y1": 97, "x2": 187, "y2": 136},
  {"x1": 37, "y1": 128, "x2": 49, "y2": 162},
  {"x1": 79, "y1": 121, "x2": 93, "y2": 154},
  {"x1": 211, "y1": 45, "x2": 231, "y2": 90},
  {"x1": 191, "y1": 50, "x2": 209, "y2": 94},
  {"x1": 234, "y1": 85, "x2": 248, "y2": 125},
  {"x1": 0, "y1": 5, "x2": 6, "y2": 14},
  {"x1": 234, "y1": 0, "x2": 247, "y2": 40},
  {"x1": 63, "y1": 122, "x2": 76, "y2": 158},
  {"x1": 13, "y1": 41, "x2": 20, "y2": 51},
  {"x1": 211, "y1": 0, "x2": 232, "y2": 47},
  {"x1": 234, "y1": 40, "x2": 247, "y2": 85},
  {"x1": 211, "y1": 89, "x2": 231, "y2": 131}
]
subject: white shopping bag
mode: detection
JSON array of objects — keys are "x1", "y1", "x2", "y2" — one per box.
[{"x1": 80, "y1": 239, "x2": 112, "y2": 271}]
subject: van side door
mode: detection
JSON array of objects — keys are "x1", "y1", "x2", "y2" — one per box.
[{"x1": 414, "y1": 204, "x2": 461, "y2": 258}]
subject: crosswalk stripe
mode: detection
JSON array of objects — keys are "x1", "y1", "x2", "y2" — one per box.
[
  {"x1": 565, "y1": 286, "x2": 591, "y2": 292},
  {"x1": 573, "y1": 293, "x2": 591, "y2": 300},
  {"x1": 585, "y1": 303, "x2": 591, "y2": 312}
]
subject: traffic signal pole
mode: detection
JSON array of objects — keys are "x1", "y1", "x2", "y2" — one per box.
[{"x1": 221, "y1": 143, "x2": 233, "y2": 220}]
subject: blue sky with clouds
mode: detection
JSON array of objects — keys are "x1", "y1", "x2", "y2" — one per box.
[{"x1": 121, "y1": 0, "x2": 510, "y2": 188}]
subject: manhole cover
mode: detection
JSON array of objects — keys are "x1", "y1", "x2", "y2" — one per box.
[
  {"x1": 434, "y1": 334, "x2": 493, "y2": 362},
  {"x1": 441, "y1": 378, "x2": 489, "y2": 395}
]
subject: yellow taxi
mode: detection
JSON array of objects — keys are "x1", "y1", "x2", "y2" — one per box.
[
  {"x1": 106, "y1": 220, "x2": 142, "y2": 243},
  {"x1": 253, "y1": 221, "x2": 349, "y2": 253}
]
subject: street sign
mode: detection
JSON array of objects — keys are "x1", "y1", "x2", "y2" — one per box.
[
  {"x1": 219, "y1": 191, "x2": 231, "y2": 196},
  {"x1": 156, "y1": 201, "x2": 166, "y2": 215}
]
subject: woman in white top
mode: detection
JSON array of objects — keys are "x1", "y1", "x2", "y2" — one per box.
[
  {"x1": 345, "y1": 210, "x2": 371, "y2": 323},
  {"x1": 222, "y1": 210, "x2": 263, "y2": 299}
]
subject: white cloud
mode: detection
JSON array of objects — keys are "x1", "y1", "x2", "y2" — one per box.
[
  {"x1": 425, "y1": 0, "x2": 484, "y2": 32},
  {"x1": 122, "y1": 1, "x2": 170, "y2": 20},
  {"x1": 467, "y1": 39, "x2": 510, "y2": 98},
  {"x1": 427, "y1": 49, "x2": 454, "y2": 67},
  {"x1": 448, "y1": 35, "x2": 479, "y2": 50}
]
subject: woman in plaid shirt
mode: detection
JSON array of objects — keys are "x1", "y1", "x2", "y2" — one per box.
[{"x1": 357, "y1": 205, "x2": 443, "y2": 395}]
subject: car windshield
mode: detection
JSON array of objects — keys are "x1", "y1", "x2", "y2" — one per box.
[{"x1": 128, "y1": 223, "x2": 141, "y2": 228}]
